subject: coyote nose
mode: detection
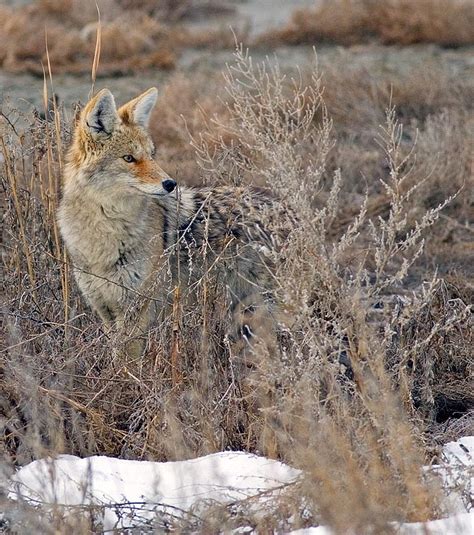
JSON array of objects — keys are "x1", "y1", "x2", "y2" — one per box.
[{"x1": 162, "y1": 179, "x2": 176, "y2": 193}]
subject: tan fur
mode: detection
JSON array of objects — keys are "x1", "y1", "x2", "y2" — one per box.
[{"x1": 58, "y1": 88, "x2": 289, "y2": 358}]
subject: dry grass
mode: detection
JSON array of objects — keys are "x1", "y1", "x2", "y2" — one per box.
[
  {"x1": 1, "y1": 43, "x2": 473, "y2": 532},
  {"x1": 3, "y1": 0, "x2": 473, "y2": 79},
  {"x1": 0, "y1": 0, "x2": 237, "y2": 75},
  {"x1": 262, "y1": 0, "x2": 474, "y2": 47},
  {"x1": 149, "y1": 54, "x2": 473, "y2": 240},
  {"x1": 0, "y1": 1, "x2": 175, "y2": 74}
]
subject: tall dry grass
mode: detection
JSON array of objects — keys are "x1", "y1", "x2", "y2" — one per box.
[{"x1": 1, "y1": 44, "x2": 473, "y2": 532}]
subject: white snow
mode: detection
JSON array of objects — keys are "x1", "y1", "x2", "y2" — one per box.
[
  {"x1": 443, "y1": 436, "x2": 474, "y2": 465},
  {"x1": 396, "y1": 512, "x2": 474, "y2": 535},
  {"x1": 8, "y1": 451, "x2": 301, "y2": 530},
  {"x1": 6, "y1": 436, "x2": 474, "y2": 533},
  {"x1": 289, "y1": 512, "x2": 474, "y2": 535},
  {"x1": 433, "y1": 435, "x2": 474, "y2": 514}
]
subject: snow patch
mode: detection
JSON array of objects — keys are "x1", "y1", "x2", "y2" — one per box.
[
  {"x1": 434, "y1": 435, "x2": 474, "y2": 513},
  {"x1": 8, "y1": 451, "x2": 300, "y2": 530},
  {"x1": 289, "y1": 512, "x2": 474, "y2": 535},
  {"x1": 6, "y1": 436, "x2": 474, "y2": 533}
]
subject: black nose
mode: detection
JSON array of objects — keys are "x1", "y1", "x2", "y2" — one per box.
[{"x1": 162, "y1": 179, "x2": 176, "y2": 193}]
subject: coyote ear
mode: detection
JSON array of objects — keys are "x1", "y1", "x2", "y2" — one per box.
[
  {"x1": 119, "y1": 87, "x2": 158, "y2": 129},
  {"x1": 83, "y1": 89, "x2": 118, "y2": 138}
]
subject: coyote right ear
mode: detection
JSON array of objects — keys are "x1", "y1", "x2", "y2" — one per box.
[{"x1": 83, "y1": 89, "x2": 118, "y2": 139}]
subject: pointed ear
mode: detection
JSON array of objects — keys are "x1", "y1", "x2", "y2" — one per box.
[
  {"x1": 82, "y1": 89, "x2": 118, "y2": 139},
  {"x1": 118, "y1": 88, "x2": 158, "y2": 129}
]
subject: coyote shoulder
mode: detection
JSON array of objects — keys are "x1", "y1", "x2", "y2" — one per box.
[{"x1": 58, "y1": 88, "x2": 290, "y2": 356}]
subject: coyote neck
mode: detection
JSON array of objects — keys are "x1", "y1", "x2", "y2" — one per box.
[{"x1": 58, "y1": 180, "x2": 162, "y2": 276}]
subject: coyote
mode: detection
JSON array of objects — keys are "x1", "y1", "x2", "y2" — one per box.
[{"x1": 58, "y1": 88, "x2": 289, "y2": 358}]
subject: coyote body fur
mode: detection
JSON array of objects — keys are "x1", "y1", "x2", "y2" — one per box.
[
  {"x1": 60, "y1": 183, "x2": 279, "y2": 326},
  {"x1": 58, "y1": 88, "x2": 285, "y2": 354}
]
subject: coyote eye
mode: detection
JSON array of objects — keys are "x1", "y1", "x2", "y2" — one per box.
[{"x1": 122, "y1": 155, "x2": 136, "y2": 163}]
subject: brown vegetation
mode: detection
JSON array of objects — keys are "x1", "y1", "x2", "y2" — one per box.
[
  {"x1": 1, "y1": 38, "x2": 472, "y2": 531},
  {"x1": 151, "y1": 55, "x2": 473, "y2": 266},
  {"x1": 2, "y1": 0, "x2": 473, "y2": 78},
  {"x1": 0, "y1": 0, "x2": 237, "y2": 75},
  {"x1": 0, "y1": 1, "x2": 174, "y2": 74},
  {"x1": 262, "y1": 0, "x2": 474, "y2": 47}
]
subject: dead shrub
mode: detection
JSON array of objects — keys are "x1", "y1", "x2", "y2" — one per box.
[
  {"x1": 146, "y1": 49, "x2": 473, "y2": 280},
  {"x1": 261, "y1": 0, "x2": 370, "y2": 46},
  {"x1": 299, "y1": 55, "x2": 473, "y2": 271},
  {"x1": 368, "y1": 0, "x2": 474, "y2": 46},
  {"x1": 187, "y1": 47, "x2": 463, "y2": 528}
]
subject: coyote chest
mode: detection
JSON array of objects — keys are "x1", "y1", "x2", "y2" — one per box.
[{"x1": 58, "y1": 185, "x2": 161, "y2": 323}]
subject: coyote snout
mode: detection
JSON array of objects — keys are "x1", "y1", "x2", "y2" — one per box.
[
  {"x1": 58, "y1": 87, "x2": 288, "y2": 359},
  {"x1": 133, "y1": 176, "x2": 176, "y2": 197}
]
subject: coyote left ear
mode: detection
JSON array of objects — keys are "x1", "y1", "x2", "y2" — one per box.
[{"x1": 119, "y1": 88, "x2": 158, "y2": 129}]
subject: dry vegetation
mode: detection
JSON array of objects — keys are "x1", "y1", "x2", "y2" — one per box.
[
  {"x1": 1, "y1": 33, "x2": 473, "y2": 530},
  {"x1": 0, "y1": 0, "x2": 238, "y2": 75},
  {"x1": 1, "y1": 0, "x2": 474, "y2": 530},
  {"x1": 2, "y1": 0, "x2": 474, "y2": 78},
  {"x1": 151, "y1": 55, "x2": 473, "y2": 277},
  {"x1": 263, "y1": 0, "x2": 474, "y2": 47}
]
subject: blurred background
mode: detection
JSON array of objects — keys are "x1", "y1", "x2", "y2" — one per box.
[
  {"x1": 1, "y1": 0, "x2": 473, "y2": 110},
  {"x1": 1, "y1": 0, "x2": 317, "y2": 110}
]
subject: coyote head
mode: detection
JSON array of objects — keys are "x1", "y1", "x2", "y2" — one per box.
[{"x1": 65, "y1": 88, "x2": 176, "y2": 197}]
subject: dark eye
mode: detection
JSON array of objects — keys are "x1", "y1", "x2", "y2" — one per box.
[{"x1": 123, "y1": 155, "x2": 136, "y2": 163}]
